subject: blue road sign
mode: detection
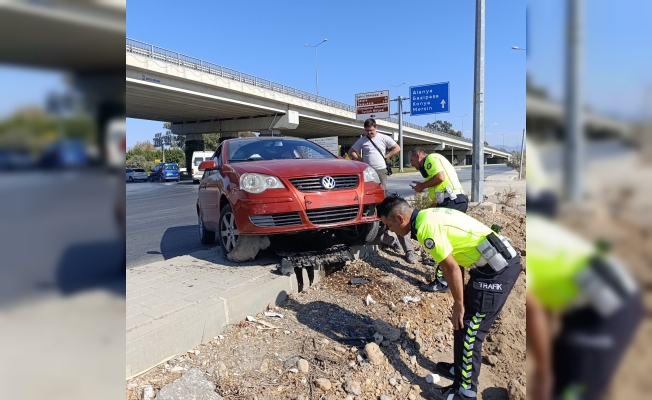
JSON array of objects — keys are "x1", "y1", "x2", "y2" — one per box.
[{"x1": 410, "y1": 82, "x2": 449, "y2": 116}]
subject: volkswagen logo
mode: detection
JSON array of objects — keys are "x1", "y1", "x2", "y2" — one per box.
[{"x1": 321, "y1": 176, "x2": 336, "y2": 190}]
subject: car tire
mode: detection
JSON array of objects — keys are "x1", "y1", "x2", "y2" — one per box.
[
  {"x1": 176, "y1": 178, "x2": 180, "y2": 182},
  {"x1": 198, "y1": 211, "x2": 215, "y2": 244},
  {"x1": 334, "y1": 221, "x2": 380, "y2": 246},
  {"x1": 128, "y1": 176, "x2": 133, "y2": 182},
  {"x1": 193, "y1": 180, "x2": 199, "y2": 184},
  {"x1": 218, "y1": 203, "x2": 239, "y2": 255},
  {"x1": 159, "y1": 175, "x2": 163, "y2": 183}
]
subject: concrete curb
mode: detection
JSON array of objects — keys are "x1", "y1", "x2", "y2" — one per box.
[{"x1": 126, "y1": 244, "x2": 377, "y2": 379}]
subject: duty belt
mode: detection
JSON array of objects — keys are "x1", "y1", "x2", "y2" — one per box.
[{"x1": 434, "y1": 188, "x2": 465, "y2": 204}]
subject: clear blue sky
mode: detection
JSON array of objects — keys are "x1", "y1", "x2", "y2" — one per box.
[
  {"x1": 0, "y1": 66, "x2": 66, "y2": 119},
  {"x1": 527, "y1": 0, "x2": 652, "y2": 121},
  {"x1": 126, "y1": 0, "x2": 526, "y2": 149}
]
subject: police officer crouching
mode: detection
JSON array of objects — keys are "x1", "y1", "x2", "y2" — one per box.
[{"x1": 377, "y1": 196, "x2": 521, "y2": 400}]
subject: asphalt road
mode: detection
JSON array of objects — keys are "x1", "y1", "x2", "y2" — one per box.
[
  {"x1": 0, "y1": 170, "x2": 124, "y2": 306},
  {"x1": 386, "y1": 164, "x2": 512, "y2": 198},
  {"x1": 126, "y1": 164, "x2": 511, "y2": 269}
]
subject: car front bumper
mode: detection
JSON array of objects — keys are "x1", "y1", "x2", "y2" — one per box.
[{"x1": 231, "y1": 183, "x2": 385, "y2": 235}]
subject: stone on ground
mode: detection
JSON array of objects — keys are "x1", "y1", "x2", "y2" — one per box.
[{"x1": 157, "y1": 368, "x2": 223, "y2": 400}]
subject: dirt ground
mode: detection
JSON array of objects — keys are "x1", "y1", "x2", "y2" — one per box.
[{"x1": 126, "y1": 206, "x2": 527, "y2": 400}]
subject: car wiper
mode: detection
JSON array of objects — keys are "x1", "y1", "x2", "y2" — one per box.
[{"x1": 229, "y1": 158, "x2": 261, "y2": 162}]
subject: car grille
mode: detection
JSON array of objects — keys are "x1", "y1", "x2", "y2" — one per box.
[
  {"x1": 289, "y1": 175, "x2": 359, "y2": 192},
  {"x1": 306, "y1": 205, "x2": 360, "y2": 225},
  {"x1": 249, "y1": 212, "x2": 303, "y2": 228}
]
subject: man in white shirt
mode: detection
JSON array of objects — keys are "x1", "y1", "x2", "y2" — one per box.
[{"x1": 348, "y1": 118, "x2": 415, "y2": 264}]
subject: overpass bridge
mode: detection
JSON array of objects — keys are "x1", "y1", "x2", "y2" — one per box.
[{"x1": 125, "y1": 38, "x2": 510, "y2": 170}]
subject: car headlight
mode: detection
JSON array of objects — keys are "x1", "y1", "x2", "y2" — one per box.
[
  {"x1": 240, "y1": 173, "x2": 286, "y2": 193},
  {"x1": 363, "y1": 166, "x2": 380, "y2": 184}
]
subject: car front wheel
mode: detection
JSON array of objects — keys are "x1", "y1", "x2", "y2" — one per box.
[
  {"x1": 334, "y1": 221, "x2": 380, "y2": 246},
  {"x1": 128, "y1": 176, "x2": 133, "y2": 182},
  {"x1": 219, "y1": 203, "x2": 239, "y2": 255},
  {"x1": 198, "y1": 210, "x2": 215, "y2": 244}
]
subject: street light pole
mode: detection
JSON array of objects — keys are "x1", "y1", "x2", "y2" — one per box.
[
  {"x1": 565, "y1": 0, "x2": 583, "y2": 203},
  {"x1": 458, "y1": 114, "x2": 468, "y2": 137},
  {"x1": 390, "y1": 82, "x2": 408, "y2": 172},
  {"x1": 518, "y1": 128, "x2": 525, "y2": 179},
  {"x1": 304, "y1": 39, "x2": 328, "y2": 97},
  {"x1": 471, "y1": 0, "x2": 486, "y2": 203}
]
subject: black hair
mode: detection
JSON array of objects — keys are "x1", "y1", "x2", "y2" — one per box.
[
  {"x1": 363, "y1": 118, "x2": 377, "y2": 128},
  {"x1": 377, "y1": 195, "x2": 412, "y2": 220}
]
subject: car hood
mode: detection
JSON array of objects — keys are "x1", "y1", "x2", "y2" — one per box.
[{"x1": 230, "y1": 159, "x2": 368, "y2": 177}]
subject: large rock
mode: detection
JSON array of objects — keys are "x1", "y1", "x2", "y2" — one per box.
[
  {"x1": 364, "y1": 342, "x2": 386, "y2": 365},
  {"x1": 157, "y1": 368, "x2": 223, "y2": 400},
  {"x1": 297, "y1": 359, "x2": 310, "y2": 373},
  {"x1": 374, "y1": 319, "x2": 401, "y2": 342},
  {"x1": 344, "y1": 380, "x2": 362, "y2": 396},
  {"x1": 508, "y1": 379, "x2": 526, "y2": 400},
  {"x1": 315, "y1": 378, "x2": 332, "y2": 391}
]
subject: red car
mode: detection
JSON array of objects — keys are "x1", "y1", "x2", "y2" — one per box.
[{"x1": 196, "y1": 137, "x2": 385, "y2": 258}]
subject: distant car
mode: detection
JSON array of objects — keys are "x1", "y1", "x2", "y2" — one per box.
[
  {"x1": 126, "y1": 168, "x2": 148, "y2": 182},
  {"x1": 0, "y1": 148, "x2": 35, "y2": 170},
  {"x1": 39, "y1": 139, "x2": 87, "y2": 168},
  {"x1": 191, "y1": 151, "x2": 213, "y2": 183},
  {"x1": 149, "y1": 162, "x2": 180, "y2": 182},
  {"x1": 105, "y1": 118, "x2": 125, "y2": 170},
  {"x1": 196, "y1": 137, "x2": 385, "y2": 259}
]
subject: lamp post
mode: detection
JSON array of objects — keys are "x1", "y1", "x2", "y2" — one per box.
[
  {"x1": 457, "y1": 114, "x2": 468, "y2": 137},
  {"x1": 390, "y1": 82, "x2": 408, "y2": 172},
  {"x1": 304, "y1": 38, "x2": 328, "y2": 97}
]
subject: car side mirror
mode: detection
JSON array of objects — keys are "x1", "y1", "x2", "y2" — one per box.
[{"x1": 198, "y1": 160, "x2": 218, "y2": 171}]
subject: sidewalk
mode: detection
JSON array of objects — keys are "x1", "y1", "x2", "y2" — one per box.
[{"x1": 126, "y1": 245, "x2": 375, "y2": 378}]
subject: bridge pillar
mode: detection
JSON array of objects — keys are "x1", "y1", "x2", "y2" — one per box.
[{"x1": 184, "y1": 136, "x2": 205, "y2": 174}]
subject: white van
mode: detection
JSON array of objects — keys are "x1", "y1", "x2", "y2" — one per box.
[{"x1": 191, "y1": 151, "x2": 214, "y2": 183}]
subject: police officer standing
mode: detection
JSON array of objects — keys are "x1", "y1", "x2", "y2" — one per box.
[
  {"x1": 377, "y1": 196, "x2": 521, "y2": 400},
  {"x1": 409, "y1": 147, "x2": 469, "y2": 293},
  {"x1": 349, "y1": 118, "x2": 416, "y2": 263}
]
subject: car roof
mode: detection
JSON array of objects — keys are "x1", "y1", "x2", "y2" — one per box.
[{"x1": 224, "y1": 136, "x2": 305, "y2": 143}]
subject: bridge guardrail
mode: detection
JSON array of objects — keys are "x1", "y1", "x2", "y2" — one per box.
[{"x1": 126, "y1": 38, "x2": 508, "y2": 155}]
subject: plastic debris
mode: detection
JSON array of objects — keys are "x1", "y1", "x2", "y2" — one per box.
[
  {"x1": 289, "y1": 368, "x2": 299, "y2": 373},
  {"x1": 365, "y1": 294, "x2": 377, "y2": 306},
  {"x1": 389, "y1": 302, "x2": 397, "y2": 312},
  {"x1": 142, "y1": 385, "x2": 155, "y2": 400},
  {"x1": 402, "y1": 296, "x2": 421, "y2": 304},
  {"x1": 425, "y1": 373, "x2": 441, "y2": 384},
  {"x1": 350, "y1": 277, "x2": 372, "y2": 285},
  {"x1": 264, "y1": 312, "x2": 284, "y2": 318},
  {"x1": 246, "y1": 315, "x2": 257, "y2": 322}
]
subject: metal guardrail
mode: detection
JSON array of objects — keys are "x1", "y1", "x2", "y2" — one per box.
[{"x1": 126, "y1": 38, "x2": 508, "y2": 155}]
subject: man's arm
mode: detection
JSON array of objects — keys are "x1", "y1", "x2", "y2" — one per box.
[
  {"x1": 526, "y1": 292, "x2": 553, "y2": 400},
  {"x1": 348, "y1": 147, "x2": 363, "y2": 162},
  {"x1": 439, "y1": 255, "x2": 465, "y2": 329},
  {"x1": 412, "y1": 171, "x2": 445, "y2": 193},
  {"x1": 385, "y1": 143, "x2": 400, "y2": 159}
]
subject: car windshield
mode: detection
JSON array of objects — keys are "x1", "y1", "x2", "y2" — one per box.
[
  {"x1": 227, "y1": 139, "x2": 335, "y2": 163},
  {"x1": 164, "y1": 164, "x2": 178, "y2": 170}
]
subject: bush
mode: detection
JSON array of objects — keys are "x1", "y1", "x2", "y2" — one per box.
[
  {"x1": 410, "y1": 192, "x2": 434, "y2": 210},
  {"x1": 507, "y1": 151, "x2": 526, "y2": 178}
]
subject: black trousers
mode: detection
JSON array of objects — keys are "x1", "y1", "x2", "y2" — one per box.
[
  {"x1": 552, "y1": 293, "x2": 643, "y2": 400},
  {"x1": 453, "y1": 255, "x2": 521, "y2": 395},
  {"x1": 438, "y1": 193, "x2": 469, "y2": 213}
]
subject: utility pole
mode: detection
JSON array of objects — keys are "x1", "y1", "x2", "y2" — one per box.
[
  {"x1": 518, "y1": 128, "x2": 525, "y2": 179},
  {"x1": 391, "y1": 96, "x2": 410, "y2": 172},
  {"x1": 565, "y1": 0, "x2": 583, "y2": 203},
  {"x1": 471, "y1": 0, "x2": 486, "y2": 202}
]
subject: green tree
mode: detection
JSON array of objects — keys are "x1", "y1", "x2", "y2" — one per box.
[
  {"x1": 425, "y1": 120, "x2": 462, "y2": 137},
  {"x1": 203, "y1": 133, "x2": 220, "y2": 151}
]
